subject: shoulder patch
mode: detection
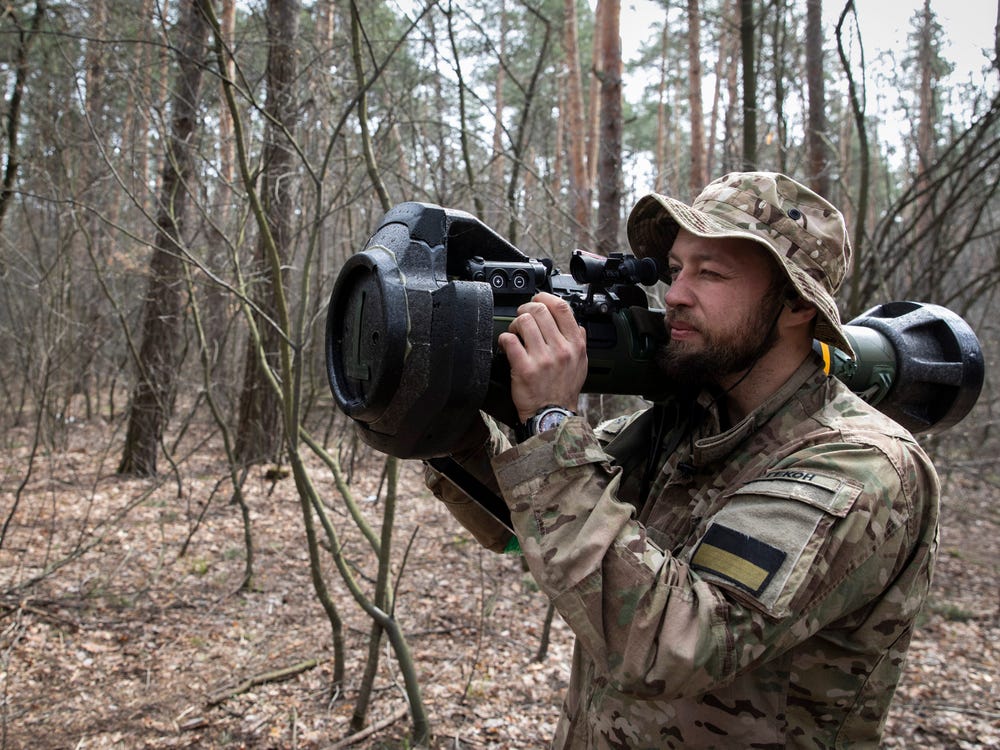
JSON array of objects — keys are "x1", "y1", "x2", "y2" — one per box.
[
  {"x1": 594, "y1": 414, "x2": 635, "y2": 442},
  {"x1": 691, "y1": 523, "x2": 786, "y2": 596},
  {"x1": 692, "y1": 469, "x2": 864, "y2": 616}
]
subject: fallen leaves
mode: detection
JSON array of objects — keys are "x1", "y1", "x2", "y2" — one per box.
[{"x1": 0, "y1": 419, "x2": 996, "y2": 748}]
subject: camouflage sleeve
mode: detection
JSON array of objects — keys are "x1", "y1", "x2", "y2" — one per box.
[
  {"x1": 424, "y1": 413, "x2": 515, "y2": 553},
  {"x1": 493, "y1": 417, "x2": 938, "y2": 699}
]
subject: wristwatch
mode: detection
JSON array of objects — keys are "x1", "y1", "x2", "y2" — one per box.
[{"x1": 515, "y1": 405, "x2": 577, "y2": 442}]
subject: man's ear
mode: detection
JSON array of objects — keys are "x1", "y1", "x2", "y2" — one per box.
[{"x1": 782, "y1": 291, "x2": 818, "y2": 322}]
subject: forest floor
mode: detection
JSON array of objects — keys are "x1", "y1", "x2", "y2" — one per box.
[{"x1": 0, "y1": 416, "x2": 998, "y2": 749}]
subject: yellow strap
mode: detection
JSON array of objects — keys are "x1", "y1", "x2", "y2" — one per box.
[{"x1": 819, "y1": 342, "x2": 832, "y2": 374}]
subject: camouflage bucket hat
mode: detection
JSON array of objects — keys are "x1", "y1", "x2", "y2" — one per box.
[{"x1": 626, "y1": 171, "x2": 855, "y2": 358}]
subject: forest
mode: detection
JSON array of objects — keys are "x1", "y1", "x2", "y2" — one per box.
[{"x1": 1, "y1": 0, "x2": 998, "y2": 747}]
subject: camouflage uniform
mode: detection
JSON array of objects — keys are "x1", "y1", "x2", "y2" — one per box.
[
  {"x1": 426, "y1": 173, "x2": 940, "y2": 748},
  {"x1": 428, "y1": 359, "x2": 939, "y2": 748}
]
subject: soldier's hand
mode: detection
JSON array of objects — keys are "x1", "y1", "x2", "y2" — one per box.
[{"x1": 498, "y1": 292, "x2": 588, "y2": 423}]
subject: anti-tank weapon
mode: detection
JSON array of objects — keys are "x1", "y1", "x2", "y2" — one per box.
[{"x1": 325, "y1": 202, "x2": 985, "y2": 461}]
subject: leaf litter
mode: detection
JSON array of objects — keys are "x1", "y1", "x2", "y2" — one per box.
[{"x1": 0, "y1": 419, "x2": 996, "y2": 748}]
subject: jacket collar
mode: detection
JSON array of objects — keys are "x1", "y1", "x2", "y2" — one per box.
[{"x1": 691, "y1": 354, "x2": 824, "y2": 466}]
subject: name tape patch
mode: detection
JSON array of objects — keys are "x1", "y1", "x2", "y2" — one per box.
[
  {"x1": 691, "y1": 523, "x2": 787, "y2": 596},
  {"x1": 756, "y1": 468, "x2": 843, "y2": 491}
]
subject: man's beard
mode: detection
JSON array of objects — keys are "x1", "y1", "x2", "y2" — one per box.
[{"x1": 655, "y1": 295, "x2": 783, "y2": 390}]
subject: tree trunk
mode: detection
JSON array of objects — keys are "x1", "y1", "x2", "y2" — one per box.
[
  {"x1": 914, "y1": 0, "x2": 937, "y2": 290},
  {"x1": 723, "y1": 4, "x2": 741, "y2": 172},
  {"x1": 740, "y1": 0, "x2": 757, "y2": 169},
  {"x1": 0, "y1": 1, "x2": 45, "y2": 237},
  {"x1": 687, "y1": 0, "x2": 706, "y2": 197},
  {"x1": 655, "y1": 21, "x2": 671, "y2": 192},
  {"x1": 588, "y1": 0, "x2": 605, "y2": 190},
  {"x1": 234, "y1": 0, "x2": 300, "y2": 466},
  {"x1": 706, "y1": 0, "x2": 736, "y2": 180},
  {"x1": 806, "y1": 0, "x2": 830, "y2": 196},
  {"x1": 564, "y1": 0, "x2": 591, "y2": 247},
  {"x1": 78, "y1": 0, "x2": 109, "y2": 416},
  {"x1": 552, "y1": 78, "x2": 566, "y2": 209},
  {"x1": 836, "y1": 2, "x2": 870, "y2": 316},
  {"x1": 490, "y1": 0, "x2": 507, "y2": 228},
  {"x1": 118, "y1": 0, "x2": 208, "y2": 476},
  {"x1": 771, "y1": 0, "x2": 789, "y2": 173},
  {"x1": 595, "y1": 0, "x2": 622, "y2": 254},
  {"x1": 216, "y1": 0, "x2": 237, "y2": 201},
  {"x1": 915, "y1": 0, "x2": 936, "y2": 175},
  {"x1": 136, "y1": 0, "x2": 159, "y2": 210},
  {"x1": 994, "y1": 0, "x2": 1000, "y2": 73},
  {"x1": 503, "y1": 5, "x2": 551, "y2": 244},
  {"x1": 446, "y1": 1, "x2": 483, "y2": 217}
]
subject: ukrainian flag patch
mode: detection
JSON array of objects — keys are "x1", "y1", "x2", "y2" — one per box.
[{"x1": 691, "y1": 523, "x2": 786, "y2": 596}]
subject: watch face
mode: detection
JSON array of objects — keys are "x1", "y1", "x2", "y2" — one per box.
[{"x1": 536, "y1": 409, "x2": 570, "y2": 432}]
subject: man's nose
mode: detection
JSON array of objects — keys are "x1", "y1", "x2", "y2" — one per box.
[{"x1": 664, "y1": 272, "x2": 693, "y2": 307}]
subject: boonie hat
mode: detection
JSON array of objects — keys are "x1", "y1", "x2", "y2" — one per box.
[{"x1": 626, "y1": 171, "x2": 855, "y2": 358}]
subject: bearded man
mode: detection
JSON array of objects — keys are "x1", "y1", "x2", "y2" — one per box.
[{"x1": 426, "y1": 172, "x2": 940, "y2": 749}]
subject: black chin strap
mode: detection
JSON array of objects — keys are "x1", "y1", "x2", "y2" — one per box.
[{"x1": 718, "y1": 297, "x2": 787, "y2": 402}]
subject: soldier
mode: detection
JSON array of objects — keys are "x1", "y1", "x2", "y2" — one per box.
[{"x1": 425, "y1": 172, "x2": 940, "y2": 749}]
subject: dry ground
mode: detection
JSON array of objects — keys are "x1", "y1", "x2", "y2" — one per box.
[{"x1": 0, "y1": 417, "x2": 997, "y2": 749}]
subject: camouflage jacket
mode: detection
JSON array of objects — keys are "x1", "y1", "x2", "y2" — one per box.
[{"x1": 426, "y1": 356, "x2": 940, "y2": 749}]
